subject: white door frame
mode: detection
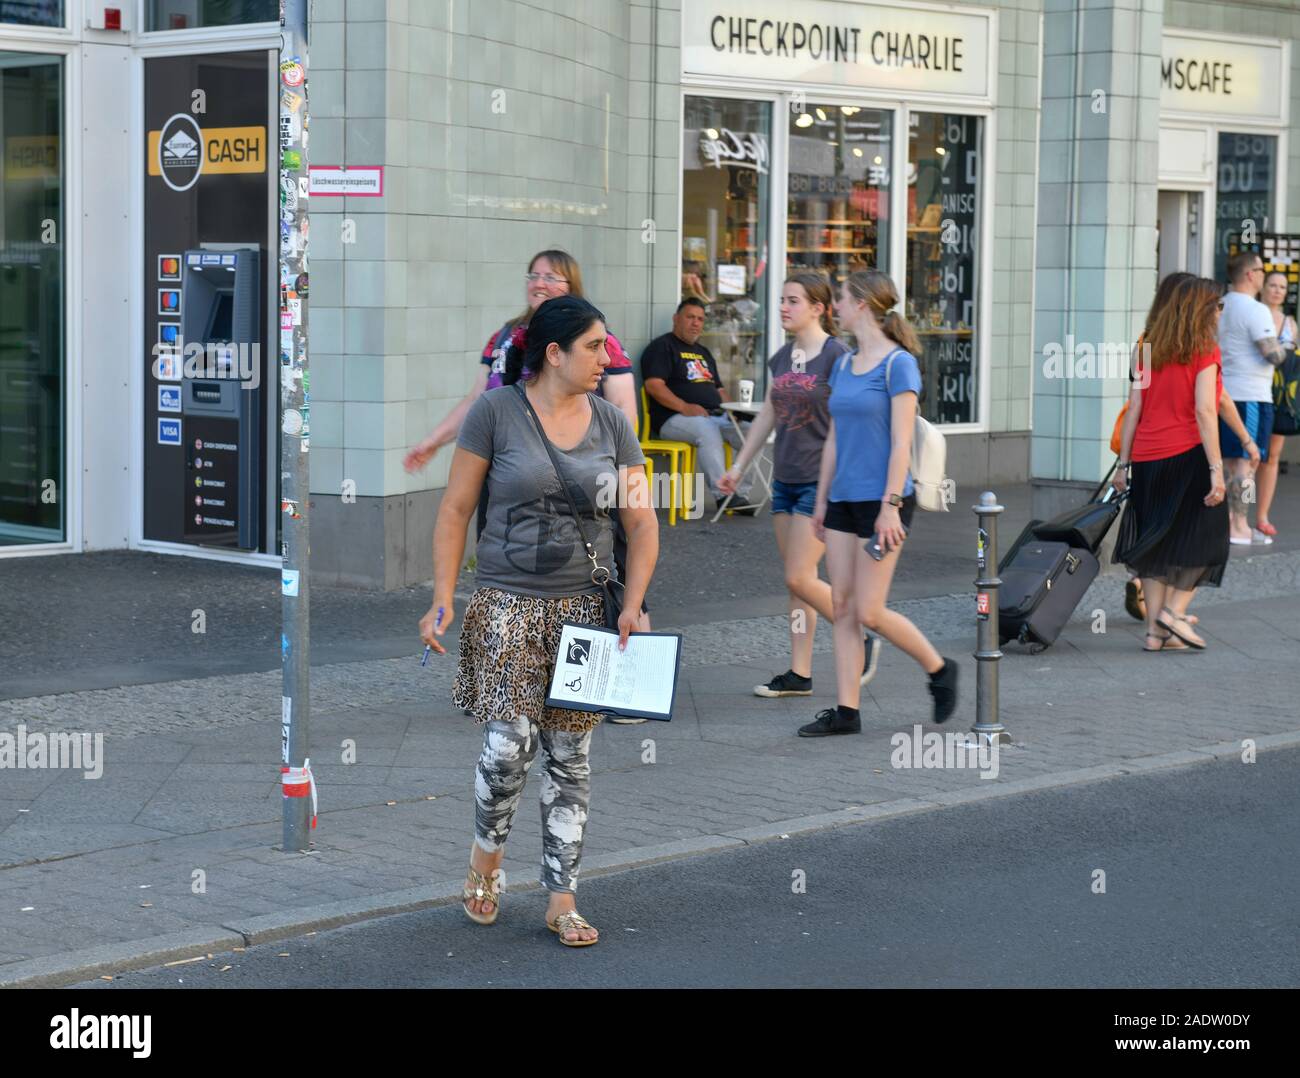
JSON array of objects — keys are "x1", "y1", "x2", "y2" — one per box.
[{"x1": 0, "y1": 38, "x2": 81, "y2": 560}]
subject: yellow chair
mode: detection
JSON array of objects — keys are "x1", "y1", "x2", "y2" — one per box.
[{"x1": 639, "y1": 385, "x2": 697, "y2": 526}]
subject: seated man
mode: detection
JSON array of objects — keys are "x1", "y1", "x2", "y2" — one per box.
[{"x1": 641, "y1": 298, "x2": 754, "y2": 511}]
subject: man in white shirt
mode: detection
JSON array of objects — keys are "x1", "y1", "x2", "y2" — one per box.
[{"x1": 1218, "y1": 251, "x2": 1284, "y2": 543}]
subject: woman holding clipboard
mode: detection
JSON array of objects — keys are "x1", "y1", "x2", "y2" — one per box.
[{"x1": 420, "y1": 296, "x2": 657, "y2": 948}]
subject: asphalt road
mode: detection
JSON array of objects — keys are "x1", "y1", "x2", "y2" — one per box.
[{"x1": 83, "y1": 748, "x2": 1299, "y2": 989}]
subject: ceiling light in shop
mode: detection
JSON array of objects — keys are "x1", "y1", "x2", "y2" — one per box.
[
  {"x1": 852, "y1": 148, "x2": 863, "y2": 157},
  {"x1": 705, "y1": 128, "x2": 718, "y2": 140},
  {"x1": 815, "y1": 108, "x2": 827, "y2": 121},
  {"x1": 795, "y1": 113, "x2": 814, "y2": 128},
  {"x1": 841, "y1": 106, "x2": 859, "y2": 116},
  {"x1": 873, "y1": 156, "x2": 882, "y2": 165},
  {"x1": 936, "y1": 146, "x2": 946, "y2": 155}
]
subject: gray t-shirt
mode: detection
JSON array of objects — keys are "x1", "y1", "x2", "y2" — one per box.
[
  {"x1": 458, "y1": 386, "x2": 645, "y2": 598},
  {"x1": 767, "y1": 337, "x2": 850, "y2": 484}
]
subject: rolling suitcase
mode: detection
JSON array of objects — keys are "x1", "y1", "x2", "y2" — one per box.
[{"x1": 998, "y1": 540, "x2": 1100, "y2": 650}]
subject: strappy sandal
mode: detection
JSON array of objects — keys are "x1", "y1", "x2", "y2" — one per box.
[
  {"x1": 1143, "y1": 630, "x2": 1189, "y2": 652},
  {"x1": 548, "y1": 910, "x2": 599, "y2": 947},
  {"x1": 462, "y1": 865, "x2": 502, "y2": 925},
  {"x1": 1156, "y1": 608, "x2": 1206, "y2": 650}
]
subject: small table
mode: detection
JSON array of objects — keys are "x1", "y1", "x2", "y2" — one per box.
[{"x1": 712, "y1": 400, "x2": 774, "y2": 522}]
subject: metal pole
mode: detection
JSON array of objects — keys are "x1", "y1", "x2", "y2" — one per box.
[
  {"x1": 280, "y1": 0, "x2": 312, "y2": 851},
  {"x1": 973, "y1": 491, "x2": 1011, "y2": 746}
]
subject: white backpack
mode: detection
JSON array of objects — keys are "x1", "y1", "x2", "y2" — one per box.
[{"x1": 839, "y1": 349, "x2": 949, "y2": 512}]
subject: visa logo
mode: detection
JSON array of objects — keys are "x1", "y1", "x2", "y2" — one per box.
[{"x1": 157, "y1": 418, "x2": 182, "y2": 445}]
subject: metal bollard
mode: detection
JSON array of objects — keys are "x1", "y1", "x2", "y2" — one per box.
[{"x1": 973, "y1": 492, "x2": 1011, "y2": 745}]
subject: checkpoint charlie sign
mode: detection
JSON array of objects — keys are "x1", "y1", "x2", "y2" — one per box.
[{"x1": 682, "y1": 0, "x2": 994, "y2": 100}]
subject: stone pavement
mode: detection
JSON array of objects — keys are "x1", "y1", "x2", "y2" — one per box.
[{"x1": 2, "y1": 546, "x2": 1299, "y2": 985}]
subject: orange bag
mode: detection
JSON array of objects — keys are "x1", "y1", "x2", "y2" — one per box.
[{"x1": 1109, "y1": 403, "x2": 1128, "y2": 455}]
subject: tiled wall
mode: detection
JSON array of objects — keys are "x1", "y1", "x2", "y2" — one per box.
[
  {"x1": 1032, "y1": 0, "x2": 1164, "y2": 489},
  {"x1": 308, "y1": 0, "x2": 681, "y2": 585}
]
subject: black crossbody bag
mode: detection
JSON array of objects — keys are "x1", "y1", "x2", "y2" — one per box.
[{"x1": 513, "y1": 384, "x2": 625, "y2": 630}]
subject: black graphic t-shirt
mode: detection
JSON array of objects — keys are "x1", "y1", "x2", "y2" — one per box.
[
  {"x1": 767, "y1": 337, "x2": 849, "y2": 484},
  {"x1": 457, "y1": 387, "x2": 645, "y2": 598},
  {"x1": 640, "y1": 332, "x2": 723, "y2": 434}
]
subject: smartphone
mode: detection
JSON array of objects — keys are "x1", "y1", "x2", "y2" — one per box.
[{"x1": 865, "y1": 525, "x2": 908, "y2": 560}]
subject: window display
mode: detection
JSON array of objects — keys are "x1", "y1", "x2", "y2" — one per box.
[
  {"x1": 785, "y1": 104, "x2": 891, "y2": 286},
  {"x1": 906, "y1": 112, "x2": 981, "y2": 425},
  {"x1": 682, "y1": 96, "x2": 772, "y2": 395},
  {"x1": 1214, "y1": 132, "x2": 1276, "y2": 283}
]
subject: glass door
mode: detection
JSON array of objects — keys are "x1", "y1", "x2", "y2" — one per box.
[
  {"x1": 682, "y1": 96, "x2": 773, "y2": 396},
  {"x1": 0, "y1": 51, "x2": 64, "y2": 546}
]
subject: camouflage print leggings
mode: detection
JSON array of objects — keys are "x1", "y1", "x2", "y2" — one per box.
[{"x1": 473, "y1": 713, "x2": 593, "y2": 894}]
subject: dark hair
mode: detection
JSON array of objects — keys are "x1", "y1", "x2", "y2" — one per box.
[
  {"x1": 1227, "y1": 249, "x2": 1262, "y2": 285},
  {"x1": 1142, "y1": 271, "x2": 1194, "y2": 338},
  {"x1": 676, "y1": 297, "x2": 706, "y2": 314},
  {"x1": 504, "y1": 295, "x2": 606, "y2": 385}
]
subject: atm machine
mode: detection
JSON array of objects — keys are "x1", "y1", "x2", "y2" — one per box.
[{"x1": 179, "y1": 247, "x2": 261, "y2": 550}]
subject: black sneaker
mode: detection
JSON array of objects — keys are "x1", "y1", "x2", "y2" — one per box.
[
  {"x1": 860, "y1": 634, "x2": 880, "y2": 686},
  {"x1": 797, "y1": 707, "x2": 861, "y2": 737},
  {"x1": 928, "y1": 659, "x2": 959, "y2": 724},
  {"x1": 754, "y1": 670, "x2": 813, "y2": 698}
]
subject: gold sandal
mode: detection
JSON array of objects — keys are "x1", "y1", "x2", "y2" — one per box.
[
  {"x1": 548, "y1": 910, "x2": 599, "y2": 947},
  {"x1": 462, "y1": 865, "x2": 502, "y2": 925}
]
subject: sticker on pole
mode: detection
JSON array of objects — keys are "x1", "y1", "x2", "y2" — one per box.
[
  {"x1": 282, "y1": 568, "x2": 300, "y2": 596},
  {"x1": 308, "y1": 165, "x2": 384, "y2": 197},
  {"x1": 976, "y1": 591, "x2": 990, "y2": 618}
]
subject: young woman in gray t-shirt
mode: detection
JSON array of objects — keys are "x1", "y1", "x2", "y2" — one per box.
[
  {"x1": 419, "y1": 296, "x2": 657, "y2": 947},
  {"x1": 717, "y1": 273, "x2": 879, "y2": 713}
]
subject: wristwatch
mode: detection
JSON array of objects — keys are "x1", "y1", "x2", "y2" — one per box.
[{"x1": 886, "y1": 493, "x2": 904, "y2": 508}]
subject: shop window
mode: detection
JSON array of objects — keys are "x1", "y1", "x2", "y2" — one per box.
[
  {"x1": 682, "y1": 96, "x2": 772, "y2": 394},
  {"x1": 0, "y1": 52, "x2": 64, "y2": 544},
  {"x1": 786, "y1": 104, "x2": 891, "y2": 287},
  {"x1": 0, "y1": 1, "x2": 61, "y2": 27},
  {"x1": 146, "y1": 0, "x2": 277, "y2": 32},
  {"x1": 1215, "y1": 132, "x2": 1276, "y2": 283},
  {"x1": 907, "y1": 112, "x2": 981, "y2": 425}
]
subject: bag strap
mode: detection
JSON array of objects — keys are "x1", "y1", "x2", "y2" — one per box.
[
  {"x1": 883, "y1": 347, "x2": 904, "y2": 393},
  {"x1": 512, "y1": 384, "x2": 609, "y2": 583}
]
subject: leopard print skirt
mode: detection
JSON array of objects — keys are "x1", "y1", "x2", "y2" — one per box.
[{"x1": 453, "y1": 587, "x2": 606, "y2": 734}]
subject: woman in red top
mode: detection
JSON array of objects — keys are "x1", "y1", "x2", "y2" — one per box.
[{"x1": 1112, "y1": 277, "x2": 1229, "y2": 652}]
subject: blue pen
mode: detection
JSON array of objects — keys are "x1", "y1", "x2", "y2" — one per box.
[{"x1": 421, "y1": 606, "x2": 445, "y2": 666}]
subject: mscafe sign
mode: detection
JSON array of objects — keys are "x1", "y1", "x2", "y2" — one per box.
[
  {"x1": 683, "y1": 0, "x2": 994, "y2": 100},
  {"x1": 1160, "y1": 30, "x2": 1287, "y2": 123}
]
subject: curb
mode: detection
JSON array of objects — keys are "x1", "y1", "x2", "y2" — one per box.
[{"x1": 4, "y1": 730, "x2": 1298, "y2": 989}]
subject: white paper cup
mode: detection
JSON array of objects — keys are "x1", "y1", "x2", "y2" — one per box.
[{"x1": 738, "y1": 379, "x2": 755, "y2": 405}]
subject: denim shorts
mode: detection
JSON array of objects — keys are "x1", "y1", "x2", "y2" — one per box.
[
  {"x1": 1219, "y1": 401, "x2": 1273, "y2": 461},
  {"x1": 771, "y1": 479, "x2": 819, "y2": 517}
]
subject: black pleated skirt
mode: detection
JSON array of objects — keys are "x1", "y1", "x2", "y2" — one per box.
[{"x1": 1112, "y1": 443, "x2": 1229, "y2": 590}]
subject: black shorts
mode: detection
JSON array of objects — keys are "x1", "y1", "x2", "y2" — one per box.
[{"x1": 824, "y1": 495, "x2": 916, "y2": 539}]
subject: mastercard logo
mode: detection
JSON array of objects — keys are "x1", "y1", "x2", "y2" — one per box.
[{"x1": 158, "y1": 255, "x2": 181, "y2": 280}]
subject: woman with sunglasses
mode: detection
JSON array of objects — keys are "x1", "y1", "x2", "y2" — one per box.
[{"x1": 403, "y1": 250, "x2": 638, "y2": 469}]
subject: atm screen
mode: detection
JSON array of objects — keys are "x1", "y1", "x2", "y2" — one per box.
[{"x1": 205, "y1": 292, "x2": 234, "y2": 343}]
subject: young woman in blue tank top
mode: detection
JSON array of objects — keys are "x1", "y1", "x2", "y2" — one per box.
[{"x1": 808, "y1": 270, "x2": 959, "y2": 734}]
